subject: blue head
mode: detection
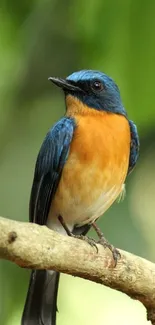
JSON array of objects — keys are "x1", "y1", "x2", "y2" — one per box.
[{"x1": 49, "y1": 70, "x2": 127, "y2": 116}]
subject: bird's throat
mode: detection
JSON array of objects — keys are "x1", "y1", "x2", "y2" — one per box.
[{"x1": 65, "y1": 94, "x2": 105, "y2": 117}]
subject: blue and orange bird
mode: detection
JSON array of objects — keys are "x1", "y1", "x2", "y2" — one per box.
[{"x1": 22, "y1": 70, "x2": 139, "y2": 325}]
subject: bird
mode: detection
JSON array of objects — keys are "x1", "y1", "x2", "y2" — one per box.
[{"x1": 21, "y1": 69, "x2": 139, "y2": 325}]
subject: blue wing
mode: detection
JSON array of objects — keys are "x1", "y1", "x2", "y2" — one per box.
[
  {"x1": 29, "y1": 117, "x2": 76, "y2": 225},
  {"x1": 127, "y1": 120, "x2": 140, "y2": 175}
]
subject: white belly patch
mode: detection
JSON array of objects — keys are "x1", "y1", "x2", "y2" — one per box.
[
  {"x1": 47, "y1": 183, "x2": 124, "y2": 232},
  {"x1": 75, "y1": 183, "x2": 123, "y2": 226}
]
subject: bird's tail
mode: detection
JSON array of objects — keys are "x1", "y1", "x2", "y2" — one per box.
[{"x1": 21, "y1": 270, "x2": 60, "y2": 325}]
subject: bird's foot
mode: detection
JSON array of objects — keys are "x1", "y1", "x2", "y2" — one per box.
[
  {"x1": 92, "y1": 222, "x2": 121, "y2": 267},
  {"x1": 70, "y1": 233, "x2": 98, "y2": 251},
  {"x1": 58, "y1": 215, "x2": 98, "y2": 251},
  {"x1": 97, "y1": 236, "x2": 120, "y2": 266},
  {"x1": 58, "y1": 215, "x2": 120, "y2": 265}
]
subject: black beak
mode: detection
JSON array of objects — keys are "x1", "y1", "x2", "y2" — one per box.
[{"x1": 48, "y1": 77, "x2": 82, "y2": 92}]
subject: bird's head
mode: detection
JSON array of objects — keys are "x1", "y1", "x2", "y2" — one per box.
[{"x1": 49, "y1": 70, "x2": 127, "y2": 116}]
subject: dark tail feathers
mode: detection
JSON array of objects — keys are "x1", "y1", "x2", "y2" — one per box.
[{"x1": 21, "y1": 270, "x2": 60, "y2": 325}]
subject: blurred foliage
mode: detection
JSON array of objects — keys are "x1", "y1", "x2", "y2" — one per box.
[{"x1": 0, "y1": 0, "x2": 155, "y2": 324}]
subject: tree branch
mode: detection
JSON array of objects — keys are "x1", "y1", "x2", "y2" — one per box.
[{"x1": 0, "y1": 216, "x2": 155, "y2": 324}]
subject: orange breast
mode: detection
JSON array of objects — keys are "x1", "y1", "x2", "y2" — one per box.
[{"x1": 48, "y1": 97, "x2": 131, "y2": 229}]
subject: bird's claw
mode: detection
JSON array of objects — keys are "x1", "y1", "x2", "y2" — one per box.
[
  {"x1": 71, "y1": 234, "x2": 98, "y2": 252},
  {"x1": 97, "y1": 236, "x2": 121, "y2": 267}
]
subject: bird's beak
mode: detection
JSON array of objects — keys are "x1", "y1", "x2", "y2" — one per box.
[{"x1": 48, "y1": 77, "x2": 82, "y2": 92}]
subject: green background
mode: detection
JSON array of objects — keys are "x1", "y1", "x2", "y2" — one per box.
[{"x1": 0, "y1": 1, "x2": 155, "y2": 324}]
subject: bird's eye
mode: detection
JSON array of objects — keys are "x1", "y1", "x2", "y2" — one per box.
[{"x1": 91, "y1": 80, "x2": 104, "y2": 92}]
